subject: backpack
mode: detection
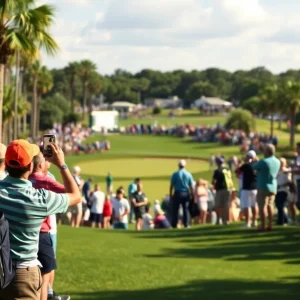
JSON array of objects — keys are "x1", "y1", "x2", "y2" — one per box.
[{"x1": 0, "y1": 212, "x2": 15, "y2": 289}]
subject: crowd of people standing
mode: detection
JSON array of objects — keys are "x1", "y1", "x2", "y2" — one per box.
[{"x1": 64, "y1": 141, "x2": 299, "y2": 232}]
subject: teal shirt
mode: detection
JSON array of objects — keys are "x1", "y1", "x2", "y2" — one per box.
[
  {"x1": 252, "y1": 156, "x2": 280, "y2": 193},
  {"x1": 171, "y1": 169, "x2": 193, "y2": 192},
  {"x1": 0, "y1": 176, "x2": 70, "y2": 261},
  {"x1": 128, "y1": 182, "x2": 137, "y2": 197},
  {"x1": 106, "y1": 175, "x2": 113, "y2": 186}
]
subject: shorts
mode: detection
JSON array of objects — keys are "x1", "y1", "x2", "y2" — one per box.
[
  {"x1": 198, "y1": 201, "x2": 208, "y2": 212},
  {"x1": 38, "y1": 232, "x2": 57, "y2": 274},
  {"x1": 134, "y1": 210, "x2": 144, "y2": 220},
  {"x1": 215, "y1": 190, "x2": 230, "y2": 208},
  {"x1": 241, "y1": 189, "x2": 257, "y2": 209},
  {"x1": 89, "y1": 213, "x2": 103, "y2": 223},
  {"x1": 257, "y1": 189, "x2": 275, "y2": 209},
  {"x1": 113, "y1": 222, "x2": 128, "y2": 229},
  {"x1": 68, "y1": 202, "x2": 83, "y2": 216},
  {"x1": 49, "y1": 233, "x2": 57, "y2": 257}
]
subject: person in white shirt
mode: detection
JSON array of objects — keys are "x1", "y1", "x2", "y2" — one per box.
[
  {"x1": 276, "y1": 158, "x2": 291, "y2": 226},
  {"x1": 71, "y1": 166, "x2": 83, "y2": 227},
  {"x1": 143, "y1": 206, "x2": 154, "y2": 229},
  {"x1": 89, "y1": 184, "x2": 105, "y2": 228},
  {"x1": 112, "y1": 189, "x2": 130, "y2": 229}
]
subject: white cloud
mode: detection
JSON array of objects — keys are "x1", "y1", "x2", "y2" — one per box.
[{"x1": 42, "y1": 0, "x2": 300, "y2": 74}]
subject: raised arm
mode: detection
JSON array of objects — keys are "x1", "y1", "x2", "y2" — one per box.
[{"x1": 46, "y1": 144, "x2": 81, "y2": 206}]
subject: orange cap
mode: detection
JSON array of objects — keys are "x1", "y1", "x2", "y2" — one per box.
[{"x1": 5, "y1": 140, "x2": 40, "y2": 168}]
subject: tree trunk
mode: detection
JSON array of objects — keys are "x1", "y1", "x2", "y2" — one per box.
[
  {"x1": 4, "y1": 65, "x2": 11, "y2": 86},
  {"x1": 270, "y1": 114, "x2": 274, "y2": 138},
  {"x1": 82, "y1": 81, "x2": 87, "y2": 120},
  {"x1": 31, "y1": 75, "x2": 38, "y2": 140},
  {"x1": 13, "y1": 50, "x2": 20, "y2": 139},
  {"x1": 36, "y1": 96, "x2": 40, "y2": 136},
  {"x1": 23, "y1": 82, "x2": 28, "y2": 134},
  {"x1": 8, "y1": 120, "x2": 13, "y2": 143},
  {"x1": 23, "y1": 114, "x2": 26, "y2": 133},
  {"x1": 290, "y1": 111, "x2": 296, "y2": 148},
  {"x1": 71, "y1": 77, "x2": 75, "y2": 113},
  {"x1": 0, "y1": 64, "x2": 4, "y2": 143}
]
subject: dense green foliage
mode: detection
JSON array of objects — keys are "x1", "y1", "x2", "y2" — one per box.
[{"x1": 225, "y1": 109, "x2": 255, "y2": 134}]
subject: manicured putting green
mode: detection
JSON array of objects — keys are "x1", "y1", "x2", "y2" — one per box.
[{"x1": 77, "y1": 158, "x2": 209, "y2": 200}]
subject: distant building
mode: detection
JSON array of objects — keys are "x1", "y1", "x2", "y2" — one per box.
[
  {"x1": 194, "y1": 96, "x2": 233, "y2": 109},
  {"x1": 111, "y1": 101, "x2": 136, "y2": 113},
  {"x1": 144, "y1": 96, "x2": 182, "y2": 108}
]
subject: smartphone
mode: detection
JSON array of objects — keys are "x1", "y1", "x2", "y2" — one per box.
[{"x1": 43, "y1": 134, "x2": 56, "y2": 157}]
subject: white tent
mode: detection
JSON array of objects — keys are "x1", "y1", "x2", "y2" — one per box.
[
  {"x1": 194, "y1": 96, "x2": 232, "y2": 108},
  {"x1": 90, "y1": 111, "x2": 119, "y2": 131}
]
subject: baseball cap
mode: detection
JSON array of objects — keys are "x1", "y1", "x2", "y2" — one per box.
[
  {"x1": 0, "y1": 143, "x2": 7, "y2": 159},
  {"x1": 247, "y1": 150, "x2": 256, "y2": 159},
  {"x1": 215, "y1": 157, "x2": 225, "y2": 165},
  {"x1": 5, "y1": 140, "x2": 40, "y2": 168},
  {"x1": 178, "y1": 159, "x2": 186, "y2": 167},
  {"x1": 73, "y1": 166, "x2": 81, "y2": 173}
]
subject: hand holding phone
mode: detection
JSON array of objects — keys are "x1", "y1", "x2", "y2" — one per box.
[
  {"x1": 45, "y1": 143, "x2": 66, "y2": 168},
  {"x1": 43, "y1": 134, "x2": 56, "y2": 157}
]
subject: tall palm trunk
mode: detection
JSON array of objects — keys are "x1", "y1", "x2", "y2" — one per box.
[
  {"x1": 71, "y1": 77, "x2": 75, "y2": 113},
  {"x1": 290, "y1": 110, "x2": 296, "y2": 148},
  {"x1": 13, "y1": 50, "x2": 20, "y2": 139},
  {"x1": 270, "y1": 114, "x2": 274, "y2": 138},
  {"x1": 4, "y1": 65, "x2": 11, "y2": 86},
  {"x1": 23, "y1": 83, "x2": 28, "y2": 133},
  {"x1": 36, "y1": 96, "x2": 40, "y2": 136},
  {"x1": 31, "y1": 75, "x2": 38, "y2": 139},
  {"x1": 0, "y1": 64, "x2": 4, "y2": 143},
  {"x1": 82, "y1": 81, "x2": 87, "y2": 120}
]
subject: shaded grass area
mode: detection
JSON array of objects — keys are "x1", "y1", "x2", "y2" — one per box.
[{"x1": 55, "y1": 225, "x2": 300, "y2": 300}]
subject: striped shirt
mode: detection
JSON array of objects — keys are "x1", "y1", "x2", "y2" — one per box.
[{"x1": 0, "y1": 176, "x2": 69, "y2": 261}]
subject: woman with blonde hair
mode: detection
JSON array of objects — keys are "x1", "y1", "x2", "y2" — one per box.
[{"x1": 195, "y1": 179, "x2": 209, "y2": 224}]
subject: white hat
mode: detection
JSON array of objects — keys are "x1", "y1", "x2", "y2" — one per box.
[
  {"x1": 154, "y1": 199, "x2": 160, "y2": 204},
  {"x1": 178, "y1": 159, "x2": 186, "y2": 167},
  {"x1": 73, "y1": 166, "x2": 81, "y2": 173},
  {"x1": 247, "y1": 150, "x2": 256, "y2": 159}
]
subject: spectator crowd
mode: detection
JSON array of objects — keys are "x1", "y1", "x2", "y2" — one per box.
[
  {"x1": 120, "y1": 122, "x2": 279, "y2": 153},
  {"x1": 0, "y1": 134, "x2": 299, "y2": 300}
]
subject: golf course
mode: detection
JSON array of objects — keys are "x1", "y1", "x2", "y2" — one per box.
[{"x1": 50, "y1": 114, "x2": 300, "y2": 300}]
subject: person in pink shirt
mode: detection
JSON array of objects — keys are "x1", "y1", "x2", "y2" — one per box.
[{"x1": 29, "y1": 152, "x2": 69, "y2": 300}]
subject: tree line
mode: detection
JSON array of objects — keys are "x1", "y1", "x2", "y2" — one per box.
[{"x1": 2, "y1": 0, "x2": 300, "y2": 148}]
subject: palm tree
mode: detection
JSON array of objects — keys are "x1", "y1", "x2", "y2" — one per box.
[
  {"x1": 87, "y1": 71, "x2": 102, "y2": 115},
  {"x1": 259, "y1": 83, "x2": 279, "y2": 138},
  {"x1": 282, "y1": 80, "x2": 300, "y2": 147},
  {"x1": 2, "y1": 86, "x2": 14, "y2": 144},
  {"x1": 78, "y1": 60, "x2": 97, "y2": 120},
  {"x1": 0, "y1": 0, "x2": 58, "y2": 142},
  {"x1": 36, "y1": 66, "x2": 53, "y2": 133},
  {"x1": 29, "y1": 61, "x2": 53, "y2": 138},
  {"x1": 65, "y1": 62, "x2": 80, "y2": 113}
]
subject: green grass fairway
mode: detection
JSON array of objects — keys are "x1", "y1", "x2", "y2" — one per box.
[
  {"x1": 55, "y1": 225, "x2": 300, "y2": 300},
  {"x1": 77, "y1": 158, "x2": 210, "y2": 201},
  {"x1": 50, "y1": 113, "x2": 300, "y2": 299}
]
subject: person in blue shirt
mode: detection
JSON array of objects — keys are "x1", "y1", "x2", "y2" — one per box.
[
  {"x1": 169, "y1": 160, "x2": 194, "y2": 228},
  {"x1": 128, "y1": 178, "x2": 140, "y2": 223},
  {"x1": 252, "y1": 144, "x2": 280, "y2": 231}
]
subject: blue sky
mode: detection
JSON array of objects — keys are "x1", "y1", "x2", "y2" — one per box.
[{"x1": 39, "y1": 0, "x2": 300, "y2": 74}]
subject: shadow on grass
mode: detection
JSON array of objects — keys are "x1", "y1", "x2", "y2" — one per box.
[
  {"x1": 69, "y1": 278, "x2": 300, "y2": 300},
  {"x1": 134, "y1": 226, "x2": 300, "y2": 264}
]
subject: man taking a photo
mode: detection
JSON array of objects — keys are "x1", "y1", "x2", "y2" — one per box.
[{"x1": 0, "y1": 140, "x2": 81, "y2": 300}]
